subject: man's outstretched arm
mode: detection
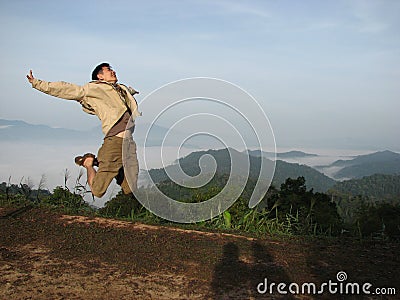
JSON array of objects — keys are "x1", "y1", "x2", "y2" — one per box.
[{"x1": 26, "y1": 70, "x2": 86, "y2": 101}]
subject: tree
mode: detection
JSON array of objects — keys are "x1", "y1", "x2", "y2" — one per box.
[
  {"x1": 267, "y1": 177, "x2": 342, "y2": 235},
  {"x1": 356, "y1": 202, "x2": 400, "y2": 240}
]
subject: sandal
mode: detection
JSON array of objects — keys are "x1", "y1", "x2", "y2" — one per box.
[{"x1": 74, "y1": 153, "x2": 99, "y2": 167}]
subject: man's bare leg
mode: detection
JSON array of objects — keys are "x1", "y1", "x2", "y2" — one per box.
[{"x1": 83, "y1": 157, "x2": 96, "y2": 190}]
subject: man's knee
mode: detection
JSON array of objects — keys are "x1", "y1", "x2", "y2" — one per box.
[{"x1": 91, "y1": 177, "x2": 110, "y2": 198}]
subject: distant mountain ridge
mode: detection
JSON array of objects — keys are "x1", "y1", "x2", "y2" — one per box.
[
  {"x1": 2, "y1": 118, "x2": 399, "y2": 185},
  {"x1": 0, "y1": 119, "x2": 199, "y2": 148},
  {"x1": 0, "y1": 119, "x2": 101, "y2": 142},
  {"x1": 320, "y1": 150, "x2": 400, "y2": 179},
  {"x1": 246, "y1": 149, "x2": 318, "y2": 159},
  {"x1": 149, "y1": 148, "x2": 336, "y2": 192},
  {"x1": 147, "y1": 148, "x2": 400, "y2": 192}
]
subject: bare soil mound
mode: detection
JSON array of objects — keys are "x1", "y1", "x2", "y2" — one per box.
[{"x1": 1, "y1": 208, "x2": 399, "y2": 299}]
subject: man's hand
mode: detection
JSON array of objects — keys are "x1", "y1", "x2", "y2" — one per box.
[{"x1": 26, "y1": 70, "x2": 34, "y2": 83}]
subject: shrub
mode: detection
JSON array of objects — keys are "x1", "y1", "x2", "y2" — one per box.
[{"x1": 98, "y1": 192, "x2": 143, "y2": 218}]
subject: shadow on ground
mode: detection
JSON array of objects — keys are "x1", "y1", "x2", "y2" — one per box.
[{"x1": 211, "y1": 241, "x2": 295, "y2": 299}]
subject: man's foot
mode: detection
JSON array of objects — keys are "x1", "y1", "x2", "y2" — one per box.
[{"x1": 74, "y1": 153, "x2": 99, "y2": 167}]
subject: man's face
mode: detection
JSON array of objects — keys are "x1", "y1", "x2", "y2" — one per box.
[{"x1": 97, "y1": 66, "x2": 118, "y2": 83}]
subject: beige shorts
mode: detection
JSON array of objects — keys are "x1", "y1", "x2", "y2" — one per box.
[{"x1": 91, "y1": 136, "x2": 139, "y2": 198}]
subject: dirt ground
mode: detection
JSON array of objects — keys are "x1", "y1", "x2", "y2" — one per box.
[{"x1": 0, "y1": 207, "x2": 399, "y2": 299}]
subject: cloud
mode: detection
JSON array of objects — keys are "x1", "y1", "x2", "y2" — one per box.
[
  {"x1": 349, "y1": 0, "x2": 399, "y2": 33},
  {"x1": 213, "y1": 0, "x2": 271, "y2": 19}
]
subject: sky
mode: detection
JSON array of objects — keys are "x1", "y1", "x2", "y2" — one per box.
[{"x1": 0, "y1": 0, "x2": 399, "y2": 151}]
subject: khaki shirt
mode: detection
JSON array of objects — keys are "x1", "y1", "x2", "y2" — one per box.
[{"x1": 31, "y1": 79, "x2": 141, "y2": 136}]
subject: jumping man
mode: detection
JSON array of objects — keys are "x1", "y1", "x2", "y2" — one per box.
[{"x1": 26, "y1": 63, "x2": 140, "y2": 197}]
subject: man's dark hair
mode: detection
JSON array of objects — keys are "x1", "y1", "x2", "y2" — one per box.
[{"x1": 91, "y1": 62, "x2": 111, "y2": 80}]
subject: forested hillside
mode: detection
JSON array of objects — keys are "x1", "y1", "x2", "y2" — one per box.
[{"x1": 329, "y1": 174, "x2": 400, "y2": 201}]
